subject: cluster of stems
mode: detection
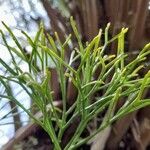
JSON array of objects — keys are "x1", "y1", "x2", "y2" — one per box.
[{"x1": 0, "y1": 17, "x2": 150, "y2": 149}]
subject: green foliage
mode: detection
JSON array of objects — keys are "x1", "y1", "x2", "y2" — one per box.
[{"x1": 1, "y1": 17, "x2": 150, "y2": 149}]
